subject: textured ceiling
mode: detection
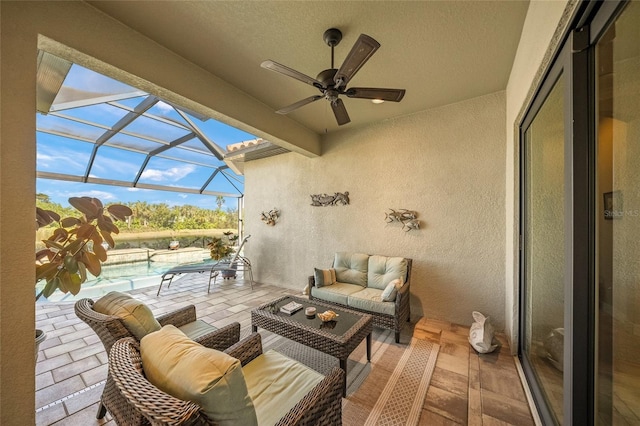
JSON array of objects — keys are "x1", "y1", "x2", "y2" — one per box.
[{"x1": 88, "y1": 1, "x2": 529, "y2": 135}]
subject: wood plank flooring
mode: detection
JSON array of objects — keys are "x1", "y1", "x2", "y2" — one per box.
[{"x1": 414, "y1": 318, "x2": 536, "y2": 425}]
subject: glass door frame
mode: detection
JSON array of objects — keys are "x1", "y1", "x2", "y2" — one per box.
[
  {"x1": 518, "y1": 34, "x2": 592, "y2": 424},
  {"x1": 516, "y1": 1, "x2": 632, "y2": 422},
  {"x1": 519, "y1": 1, "x2": 633, "y2": 423},
  {"x1": 519, "y1": 60, "x2": 567, "y2": 423}
]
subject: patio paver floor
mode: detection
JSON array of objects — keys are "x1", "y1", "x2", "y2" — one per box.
[{"x1": 35, "y1": 273, "x2": 535, "y2": 425}]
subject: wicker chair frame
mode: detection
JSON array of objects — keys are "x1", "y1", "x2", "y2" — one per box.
[
  {"x1": 109, "y1": 334, "x2": 344, "y2": 425},
  {"x1": 74, "y1": 298, "x2": 241, "y2": 420}
]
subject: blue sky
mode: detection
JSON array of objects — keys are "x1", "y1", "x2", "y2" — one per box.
[{"x1": 36, "y1": 64, "x2": 252, "y2": 210}]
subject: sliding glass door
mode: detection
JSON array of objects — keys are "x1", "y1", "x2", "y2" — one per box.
[
  {"x1": 521, "y1": 72, "x2": 566, "y2": 425},
  {"x1": 520, "y1": 1, "x2": 640, "y2": 423},
  {"x1": 595, "y1": 1, "x2": 640, "y2": 423}
]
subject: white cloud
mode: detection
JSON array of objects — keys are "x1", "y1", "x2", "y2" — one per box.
[
  {"x1": 91, "y1": 156, "x2": 140, "y2": 176},
  {"x1": 36, "y1": 148, "x2": 87, "y2": 172},
  {"x1": 178, "y1": 194, "x2": 188, "y2": 199},
  {"x1": 68, "y1": 190, "x2": 116, "y2": 200},
  {"x1": 155, "y1": 101, "x2": 173, "y2": 112},
  {"x1": 141, "y1": 165, "x2": 195, "y2": 182}
]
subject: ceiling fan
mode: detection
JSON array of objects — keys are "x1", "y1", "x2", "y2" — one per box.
[{"x1": 261, "y1": 28, "x2": 406, "y2": 126}]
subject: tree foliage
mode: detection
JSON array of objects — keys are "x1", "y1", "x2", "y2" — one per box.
[{"x1": 36, "y1": 197, "x2": 238, "y2": 232}]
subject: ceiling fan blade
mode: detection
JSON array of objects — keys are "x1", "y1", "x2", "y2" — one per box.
[
  {"x1": 276, "y1": 95, "x2": 323, "y2": 114},
  {"x1": 331, "y1": 98, "x2": 351, "y2": 126},
  {"x1": 333, "y1": 34, "x2": 380, "y2": 88},
  {"x1": 261, "y1": 60, "x2": 323, "y2": 88},
  {"x1": 345, "y1": 87, "x2": 406, "y2": 102}
]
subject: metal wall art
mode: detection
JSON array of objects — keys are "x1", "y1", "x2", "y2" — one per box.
[
  {"x1": 310, "y1": 191, "x2": 350, "y2": 207},
  {"x1": 261, "y1": 208, "x2": 280, "y2": 226},
  {"x1": 385, "y1": 208, "x2": 420, "y2": 231}
]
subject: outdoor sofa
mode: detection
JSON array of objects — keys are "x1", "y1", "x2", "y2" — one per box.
[{"x1": 309, "y1": 252, "x2": 412, "y2": 343}]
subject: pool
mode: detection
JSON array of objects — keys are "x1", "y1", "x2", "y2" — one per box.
[{"x1": 36, "y1": 258, "x2": 217, "y2": 303}]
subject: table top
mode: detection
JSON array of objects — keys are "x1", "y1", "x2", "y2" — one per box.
[{"x1": 252, "y1": 295, "x2": 372, "y2": 340}]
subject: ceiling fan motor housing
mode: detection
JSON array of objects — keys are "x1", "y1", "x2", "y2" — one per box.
[
  {"x1": 316, "y1": 68, "x2": 339, "y2": 88},
  {"x1": 323, "y1": 28, "x2": 342, "y2": 47}
]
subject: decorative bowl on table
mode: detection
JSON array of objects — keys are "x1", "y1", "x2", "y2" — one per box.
[{"x1": 317, "y1": 310, "x2": 339, "y2": 322}]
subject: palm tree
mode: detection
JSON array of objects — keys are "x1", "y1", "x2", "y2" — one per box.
[{"x1": 215, "y1": 195, "x2": 224, "y2": 211}]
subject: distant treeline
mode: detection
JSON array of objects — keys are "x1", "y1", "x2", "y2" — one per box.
[{"x1": 36, "y1": 193, "x2": 238, "y2": 231}]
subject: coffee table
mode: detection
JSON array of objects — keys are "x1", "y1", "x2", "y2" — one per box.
[{"x1": 251, "y1": 295, "x2": 373, "y2": 397}]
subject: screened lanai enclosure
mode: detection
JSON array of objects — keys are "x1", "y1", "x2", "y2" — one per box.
[
  {"x1": 34, "y1": 51, "x2": 290, "y2": 301},
  {"x1": 35, "y1": 50, "x2": 289, "y2": 204}
]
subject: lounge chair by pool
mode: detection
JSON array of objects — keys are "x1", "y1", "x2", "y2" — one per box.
[{"x1": 157, "y1": 235, "x2": 254, "y2": 295}]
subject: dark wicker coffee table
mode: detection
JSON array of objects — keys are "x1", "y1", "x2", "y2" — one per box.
[{"x1": 252, "y1": 295, "x2": 373, "y2": 397}]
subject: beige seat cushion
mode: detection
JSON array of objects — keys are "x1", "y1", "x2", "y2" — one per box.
[
  {"x1": 93, "y1": 291, "x2": 161, "y2": 339},
  {"x1": 141, "y1": 325, "x2": 257, "y2": 426},
  {"x1": 310, "y1": 282, "x2": 363, "y2": 305},
  {"x1": 243, "y1": 350, "x2": 324, "y2": 426},
  {"x1": 348, "y1": 288, "x2": 395, "y2": 316},
  {"x1": 178, "y1": 319, "x2": 217, "y2": 341}
]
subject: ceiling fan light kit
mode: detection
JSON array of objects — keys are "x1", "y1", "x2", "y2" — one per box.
[{"x1": 261, "y1": 28, "x2": 406, "y2": 126}]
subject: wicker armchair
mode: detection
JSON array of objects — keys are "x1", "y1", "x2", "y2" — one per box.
[
  {"x1": 75, "y1": 298, "x2": 241, "y2": 420},
  {"x1": 108, "y1": 333, "x2": 345, "y2": 425}
]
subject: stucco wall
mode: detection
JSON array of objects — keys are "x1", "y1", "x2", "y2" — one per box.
[{"x1": 245, "y1": 91, "x2": 507, "y2": 329}]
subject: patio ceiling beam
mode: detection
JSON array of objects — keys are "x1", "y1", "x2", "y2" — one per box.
[
  {"x1": 148, "y1": 132, "x2": 196, "y2": 156},
  {"x1": 42, "y1": 109, "x2": 222, "y2": 169},
  {"x1": 48, "y1": 112, "x2": 112, "y2": 131},
  {"x1": 200, "y1": 169, "x2": 220, "y2": 194},
  {"x1": 132, "y1": 132, "x2": 196, "y2": 187},
  {"x1": 220, "y1": 170, "x2": 243, "y2": 194},
  {"x1": 174, "y1": 108, "x2": 225, "y2": 161},
  {"x1": 43, "y1": 110, "x2": 185, "y2": 148},
  {"x1": 83, "y1": 95, "x2": 159, "y2": 182},
  {"x1": 37, "y1": 171, "x2": 241, "y2": 197},
  {"x1": 47, "y1": 110, "x2": 218, "y2": 159},
  {"x1": 108, "y1": 100, "x2": 192, "y2": 131},
  {"x1": 50, "y1": 90, "x2": 148, "y2": 112}
]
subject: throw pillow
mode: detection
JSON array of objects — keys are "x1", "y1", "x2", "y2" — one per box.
[
  {"x1": 314, "y1": 268, "x2": 336, "y2": 288},
  {"x1": 92, "y1": 291, "x2": 161, "y2": 340},
  {"x1": 381, "y1": 278, "x2": 403, "y2": 302},
  {"x1": 141, "y1": 325, "x2": 258, "y2": 426}
]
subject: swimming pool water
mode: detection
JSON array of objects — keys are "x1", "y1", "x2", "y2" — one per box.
[{"x1": 36, "y1": 259, "x2": 217, "y2": 303}]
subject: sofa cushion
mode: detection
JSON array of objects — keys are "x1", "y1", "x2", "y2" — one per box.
[
  {"x1": 93, "y1": 291, "x2": 161, "y2": 340},
  {"x1": 381, "y1": 278, "x2": 404, "y2": 302},
  {"x1": 348, "y1": 288, "x2": 396, "y2": 316},
  {"x1": 243, "y1": 350, "x2": 323, "y2": 425},
  {"x1": 314, "y1": 268, "x2": 336, "y2": 287},
  {"x1": 333, "y1": 252, "x2": 369, "y2": 287},
  {"x1": 311, "y1": 282, "x2": 363, "y2": 306},
  {"x1": 140, "y1": 325, "x2": 257, "y2": 426},
  {"x1": 367, "y1": 255, "x2": 408, "y2": 290}
]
